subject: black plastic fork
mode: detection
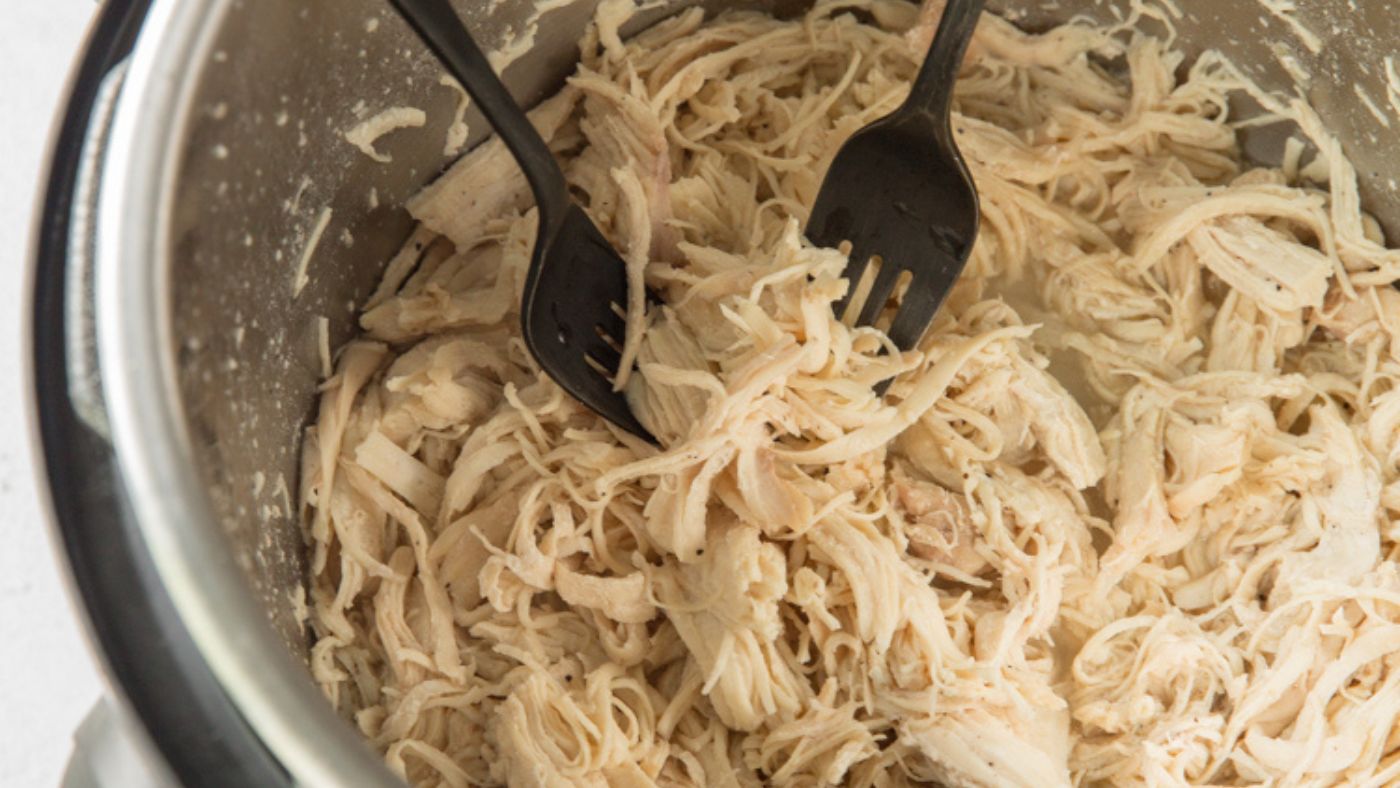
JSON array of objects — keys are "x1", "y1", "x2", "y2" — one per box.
[
  {"x1": 390, "y1": 0, "x2": 654, "y2": 440},
  {"x1": 806, "y1": 0, "x2": 983, "y2": 374}
]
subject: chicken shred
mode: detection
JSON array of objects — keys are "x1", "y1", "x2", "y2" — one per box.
[{"x1": 302, "y1": 1, "x2": 1400, "y2": 785}]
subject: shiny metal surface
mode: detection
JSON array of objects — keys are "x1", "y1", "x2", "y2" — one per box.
[
  {"x1": 96, "y1": 1, "x2": 401, "y2": 783},
  {"x1": 90, "y1": 0, "x2": 1400, "y2": 782}
]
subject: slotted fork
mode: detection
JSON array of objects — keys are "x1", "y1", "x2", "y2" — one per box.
[
  {"x1": 806, "y1": 0, "x2": 983, "y2": 378},
  {"x1": 390, "y1": 0, "x2": 653, "y2": 440}
]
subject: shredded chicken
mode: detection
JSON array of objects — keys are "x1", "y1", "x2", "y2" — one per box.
[
  {"x1": 345, "y1": 106, "x2": 429, "y2": 164},
  {"x1": 302, "y1": 1, "x2": 1400, "y2": 785}
]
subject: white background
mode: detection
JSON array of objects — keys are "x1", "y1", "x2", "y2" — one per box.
[{"x1": 1, "y1": 3, "x2": 107, "y2": 786}]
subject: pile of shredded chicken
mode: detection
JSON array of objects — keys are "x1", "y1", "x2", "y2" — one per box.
[{"x1": 301, "y1": 1, "x2": 1400, "y2": 784}]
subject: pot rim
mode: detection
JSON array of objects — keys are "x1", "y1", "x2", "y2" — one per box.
[{"x1": 92, "y1": 0, "x2": 397, "y2": 783}]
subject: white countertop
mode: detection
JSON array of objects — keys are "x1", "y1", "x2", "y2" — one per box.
[{"x1": 1, "y1": 3, "x2": 108, "y2": 785}]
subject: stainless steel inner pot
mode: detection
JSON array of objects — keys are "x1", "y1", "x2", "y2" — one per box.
[{"x1": 41, "y1": 0, "x2": 1400, "y2": 783}]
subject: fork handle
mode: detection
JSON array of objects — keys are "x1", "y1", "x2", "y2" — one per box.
[
  {"x1": 389, "y1": 0, "x2": 570, "y2": 223},
  {"x1": 903, "y1": 0, "x2": 985, "y2": 123}
]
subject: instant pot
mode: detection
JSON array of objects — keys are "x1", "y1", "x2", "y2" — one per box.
[{"x1": 29, "y1": 0, "x2": 1400, "y2": 784}]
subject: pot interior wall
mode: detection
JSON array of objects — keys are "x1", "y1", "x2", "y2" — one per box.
[{"x1": 166, "y1": 0, "x2": 1400, "y2": 659}]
